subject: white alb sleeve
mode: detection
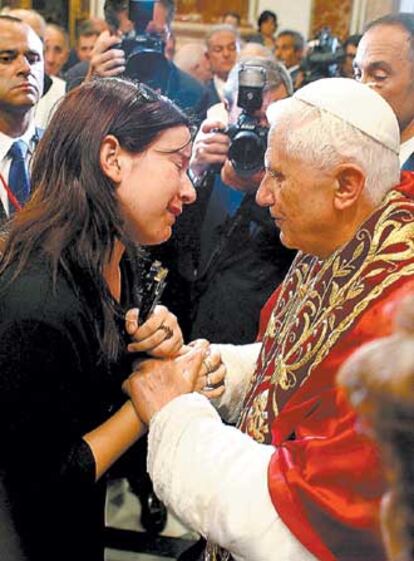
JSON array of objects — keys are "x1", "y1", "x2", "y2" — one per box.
[
  {"x1": 210, "y1": 342, "x2": 261, "y2": 423},
  {"x1": 147, "y1": 393, "x2": 317, "y2": 561}
]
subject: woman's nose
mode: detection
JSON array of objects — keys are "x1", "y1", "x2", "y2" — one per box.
[{"x1": 181, "y1": 173, "x2": 197, "y2": 204}]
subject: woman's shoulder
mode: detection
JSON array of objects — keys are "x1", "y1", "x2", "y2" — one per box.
[{"x1": 0, "y1": 257, "x2": 87, "y2": 327}]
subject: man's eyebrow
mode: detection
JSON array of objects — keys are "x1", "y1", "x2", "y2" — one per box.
[
  {"x1": 358, "y1": 60, "x2": 393, "y2": 72},
  {"x1": 0, "y1": 49, "x2": 16, "y2": 55}
]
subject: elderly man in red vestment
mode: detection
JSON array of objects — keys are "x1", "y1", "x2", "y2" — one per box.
[{"x1": 123, "y1": 77, "x2": 414, "y2": 561}]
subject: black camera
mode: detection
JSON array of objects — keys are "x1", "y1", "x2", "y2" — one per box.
[
  {"x1": 105, "y1": 0, "x2": 170, "y2": 92},
  {"x1": 224, "y1": 64, "x2": 269, "y2": 177},
  {"x1": 300, "y1": 27, "x2": 344, "y2": 85}
]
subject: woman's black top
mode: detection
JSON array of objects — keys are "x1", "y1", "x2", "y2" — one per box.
[{"x1": 0, "y1": 256, "x2": 131, "y2": 561}]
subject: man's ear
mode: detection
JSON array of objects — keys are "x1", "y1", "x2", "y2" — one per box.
[
  {"x1": 333, "y1": 164, "x2": 366, "y2": 211},
  {"x1": 100, "y1": 135, "x2": 122, "y2": 184}
]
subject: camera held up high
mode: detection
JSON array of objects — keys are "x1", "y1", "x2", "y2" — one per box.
[
  {"x1": 224, "y1": 64, "x2": 269, "y2": 177},
  {"x1": 105, "y1": 0, "x2": 171, "y2": 92}
]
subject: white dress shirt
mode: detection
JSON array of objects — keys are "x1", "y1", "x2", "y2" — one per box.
[{"x1": 213, "y1": 75, "x2": 226, "y2": 102}]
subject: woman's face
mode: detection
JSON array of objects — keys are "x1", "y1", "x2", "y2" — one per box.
[{"x1": 116, "y1": 125, "x2": 196, "y2": 245}]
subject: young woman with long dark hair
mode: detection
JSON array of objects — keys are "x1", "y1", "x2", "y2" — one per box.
[{"x1": 0, "y1": 77, "x2": 224, "y2": 561}]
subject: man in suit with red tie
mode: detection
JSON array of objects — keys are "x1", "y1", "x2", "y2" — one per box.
[{"x1": 0, "y1": 15, "x2": 44, "y2": 221}]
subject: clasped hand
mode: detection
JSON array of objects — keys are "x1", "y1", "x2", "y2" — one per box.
[
  {"x1": 123, "y1": 305, "x2": 226, "y2": 423},
  {"x1": 123, "y1": 341, "x2": 226, "y2": 424}
]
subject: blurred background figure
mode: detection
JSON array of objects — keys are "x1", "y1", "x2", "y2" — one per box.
[
  {"x1": 249, "y1": 9, "x2": 278, "y2": 50},
  {"x1": 174, "y1": 42, "x2": 212, "y2": 84},
  {"x1": 238, "y1": 41, "x2": 274, "y2": 60},
  {"x1": 44, "y1": 24, "x2": 69, "y2": 77},
  {"x1": 338, "y1": 294, "x2": 414, "y2": 561},
  {"x1": 75, "y1": 20, "x2": 101, "y2": 62},
  {"x1": 222, "y1": 11, "x2": 241, "y2": 29},
  {"x1": 205, "y1": 24, "x2": 240, "y2": 105},
  {"x1": 63, "y1": 19, "x2": 100, "y2": 72},
  {"x1": 275, "y1": 29, "x2": 305, "y2": 86},
  {"x1": 340, "y1": 33, "x2": 362, "y2": 78}
]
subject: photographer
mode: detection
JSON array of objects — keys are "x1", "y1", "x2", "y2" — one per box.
[
  {"x1": 66, "y1": 0, "x2": 209, "y2": 125},
  {"x1": 157, "y1": 57, "x2": 296, "y2": 345}
]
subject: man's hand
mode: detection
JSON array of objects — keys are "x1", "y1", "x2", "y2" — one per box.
[
  {"x1": 190, "y1": 119, "x2": 230, "y2": 178},
  {"x1": 182, "y1": 339, "x2": 226, "y2": 399},
  {"x1": 125, "y1": 305, "x2": 184, "y2": 358},
  {"x1": 221, "y1": 159, "x2": 265, "y2": 193},
  {"x1": 123, "y1": 349, "x2": 204, "y2": 424},
  {"x1": 86, "y1": 31, "x2": 126, "y2": 81}
]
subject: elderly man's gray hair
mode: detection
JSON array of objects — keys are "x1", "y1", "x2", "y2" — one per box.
[
  {"x1": 224, "y1": 57, "x2": 293, "y2": 107},
  {"x1": 206, "y1": 24, "x2": 240, "y2": 46},
  {"x1": 270, "y1": 98, "x2": 400, "y2": 205}
]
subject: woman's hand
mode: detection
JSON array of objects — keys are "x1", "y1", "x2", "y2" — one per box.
[
  {"x1": 125, "y1": 305, "x2": 184, "y2": 358},
  {"x1": 123, "y1": 348, "x2": 204, "y2": 424}
]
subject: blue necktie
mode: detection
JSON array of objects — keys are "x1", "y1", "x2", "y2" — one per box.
[{"x1": 8, "y1": 140, "x2": 30, "y2": 212}]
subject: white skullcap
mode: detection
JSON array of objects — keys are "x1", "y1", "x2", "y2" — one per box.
[{"x1": 266, "y1": 77, "x2": 400, "y2": 154}]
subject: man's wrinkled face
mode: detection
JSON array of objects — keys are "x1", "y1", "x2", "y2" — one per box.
[
  {"x1": 354, "y1": 24, "x2": 414, "y2": 135},
  {"x1": 0, "y1": 20, "x2": 44, "y2": 113},
  {"x1": 207, "y1": 31, "x2": 238, "y2": 81},
  {"x1": 256, "y1": 121, "x2": 337, "y2": 257}
]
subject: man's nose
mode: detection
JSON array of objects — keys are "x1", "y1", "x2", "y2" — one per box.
[
  {"x1": 16, "y1": 55, "x2": 31, "y2": 75},
  {"x1": 256, "y1": 175, "x2": 273, "y2": 207}
]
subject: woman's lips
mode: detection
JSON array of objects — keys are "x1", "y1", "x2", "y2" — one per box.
[{"x1": 167, "y1": 204, "x2": 182, "y2": 217}]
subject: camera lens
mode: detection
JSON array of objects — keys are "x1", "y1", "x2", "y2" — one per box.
[{"x1": 229, "y1": 130, "x2": 266, "y2": 177}]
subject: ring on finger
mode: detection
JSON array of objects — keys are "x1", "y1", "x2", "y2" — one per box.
[{"x1": 159, "y1": 323, "x2": 174, "y2": 340}]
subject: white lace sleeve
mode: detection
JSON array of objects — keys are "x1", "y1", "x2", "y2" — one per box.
[
  {"x1": 147, "y1": 393, "x2": 317, "y2": 561},
  {"x1": 210, "y1": 342, "x2": 261, "y2": 422}
]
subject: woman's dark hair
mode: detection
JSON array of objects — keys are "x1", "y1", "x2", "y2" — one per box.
[
  {"x1": 0, "y1": 77, "x2": 189, "y2": 359},
  {"x1": 258, "y1": 10, "x2": 277, "y2": 31}
]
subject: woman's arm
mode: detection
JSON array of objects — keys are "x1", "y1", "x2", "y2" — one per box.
[{"x1": 83, "y1": 400, "x2": 145, "y2": 481}]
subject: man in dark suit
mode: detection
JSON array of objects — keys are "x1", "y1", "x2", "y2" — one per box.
[
  {"x1": 205, "y1": 24, "x2": 240, "y2": 107},
  {"x1": 0, "y1": 15, "x2": 44, "y2": 222},
  {"x1": 156, "y1": 57, "x2": 295, "y2": 345},
  {"x1": 354, "y1": 13, "x2": 414, "y2": 170}
]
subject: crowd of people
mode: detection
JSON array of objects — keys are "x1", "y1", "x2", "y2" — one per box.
[{"x1": 1, "y1": 2, "x2": 414, "y2": 561}]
